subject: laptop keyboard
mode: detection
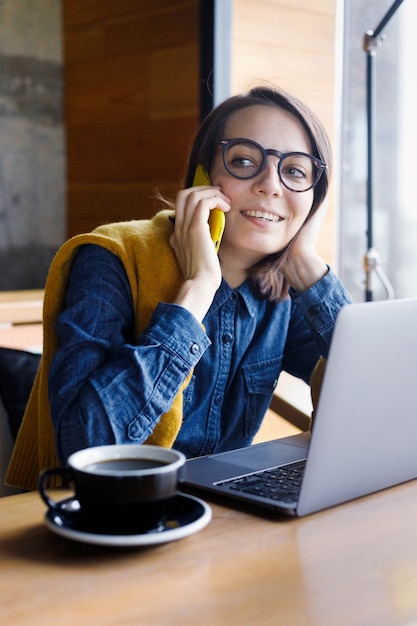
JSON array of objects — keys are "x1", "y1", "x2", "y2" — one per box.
[{"x1": 216, "y1": 459, "x2": 306, "y2": 504}]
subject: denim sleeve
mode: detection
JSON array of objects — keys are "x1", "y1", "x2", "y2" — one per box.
[
  {"x1": 283, "y1": 268, "x2": 352, "y2": 382},
  {"x1": 49, "y1": 244, "x2": 210, "y2": 464}
]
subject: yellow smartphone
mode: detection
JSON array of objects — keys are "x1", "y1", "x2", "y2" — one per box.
[{"x1": 192, "y1": 165, "x2": 225, "y2": 253}]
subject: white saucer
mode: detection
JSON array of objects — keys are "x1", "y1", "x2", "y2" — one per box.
[{"x1": 44, "y1": 493, "x2": 212, "y2": 547}]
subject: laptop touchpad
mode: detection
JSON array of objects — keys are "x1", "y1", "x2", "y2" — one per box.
[{"x1": 208, "y1": 440, "x2": 308, "y2": 472}]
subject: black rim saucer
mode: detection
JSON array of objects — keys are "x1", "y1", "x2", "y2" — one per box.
[{"x1": 44, "y1": 492, "x2": 211, "y2": 543}]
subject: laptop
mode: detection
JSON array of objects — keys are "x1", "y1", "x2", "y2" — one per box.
[{"x1": 180, "y1": 297, "x2": 417, "y2": 516}]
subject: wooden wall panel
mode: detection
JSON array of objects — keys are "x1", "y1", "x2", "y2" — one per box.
[
  {"x1": 231, "y1": 0, "x2": 338, "y2": 266},
  {"x1": 62, "y1": 0, "x2": 200, "y2": 236}
]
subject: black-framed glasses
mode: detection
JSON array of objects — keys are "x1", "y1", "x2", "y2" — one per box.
[{"x1": 219, "y1": 138, "x2": 327, "y2": 193}]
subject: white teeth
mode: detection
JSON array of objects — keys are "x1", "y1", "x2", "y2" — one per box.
[{"x1": 243, "y1": 210, "x2": 281, "y2": 222}]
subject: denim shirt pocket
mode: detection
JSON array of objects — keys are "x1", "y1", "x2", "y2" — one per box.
[{"x1": 242, "y1": 357, "x2": 282, "y2": 438}]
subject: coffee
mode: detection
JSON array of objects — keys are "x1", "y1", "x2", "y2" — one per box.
[{"x1": 85, "y1": 458, "x2": 169, "y2": 472}]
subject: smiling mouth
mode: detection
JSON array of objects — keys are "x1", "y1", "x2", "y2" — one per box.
[{"x1": 242, "y1": 210, "x2": 282, "y2": 222}]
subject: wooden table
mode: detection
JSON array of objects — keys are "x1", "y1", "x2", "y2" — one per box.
[
  {"x1": 0, "y1": 290, "x2": 43, "y2": 325},
  {"x1": 1, "y1": 484, "x2": 417, "y2": 626}
]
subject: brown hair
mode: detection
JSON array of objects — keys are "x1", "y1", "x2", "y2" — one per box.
[{"x1": 185, "y1": 86, "x2": 332, "y2": 301}]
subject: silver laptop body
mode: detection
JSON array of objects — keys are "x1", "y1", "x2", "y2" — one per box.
[{"x1": 180, "y1": 298, "x2": 417, "y2": 516}]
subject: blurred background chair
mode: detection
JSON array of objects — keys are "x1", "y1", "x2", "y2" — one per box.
[{"x1": 0, "y1": 290, "x2": 43, "y2": 496}]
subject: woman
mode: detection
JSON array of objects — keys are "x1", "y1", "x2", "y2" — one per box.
[{"x1": 6, "y1": 86, "x2": 351, "y2": 490}]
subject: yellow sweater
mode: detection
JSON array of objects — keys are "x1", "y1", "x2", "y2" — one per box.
[{"x1": 5, "y1": 210, "x2": 191, "y2": 491}]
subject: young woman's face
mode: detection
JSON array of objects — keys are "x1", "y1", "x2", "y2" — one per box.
[{"x1": 210, "y1": 104, "x2": 315, "y2": 267}]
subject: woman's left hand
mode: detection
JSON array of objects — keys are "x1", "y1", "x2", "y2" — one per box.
[{"x1": 281, "y1": 200, "x2": 329, "y2": 292}]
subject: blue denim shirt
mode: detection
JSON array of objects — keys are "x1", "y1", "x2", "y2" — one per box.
[{"x1": 49, "y1": 244, "x2": 351, "y2": 464}]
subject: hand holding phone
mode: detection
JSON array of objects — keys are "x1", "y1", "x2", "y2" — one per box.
[{"x1": 192, "y1": 165, "x2": 225, "y2": 253}]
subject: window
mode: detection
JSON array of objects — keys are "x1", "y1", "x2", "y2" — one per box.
[{"x1": 339, "y1": 0, "x2": 417, "y2": 301}]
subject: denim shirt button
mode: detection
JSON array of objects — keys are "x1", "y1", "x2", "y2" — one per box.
[
  {"x1": 222, "y1": 332, "x2": 233, "y2": 344},
  {"x1": 190, "y1": 342, "x2": 200, "y2": 355},
  {"x1": 308, "y1": 304, "x2": 322, "y2": 315},
  {"x1": 214, "y1": 395, "x2": 222, "y2": 406}
]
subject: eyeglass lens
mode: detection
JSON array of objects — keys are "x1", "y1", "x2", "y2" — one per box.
[{"x1": 223, "y1": 140, "x2": 319, "y2": 191}]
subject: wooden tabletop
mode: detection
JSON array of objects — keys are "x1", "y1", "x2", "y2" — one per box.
[
  {"x1": 1, "y1": 484, "x2": 417, "y2": 625},
  {"x1": 0, "y1": 289, "x2": 44, "y2": 325}
]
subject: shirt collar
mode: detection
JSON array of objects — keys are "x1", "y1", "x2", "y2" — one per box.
[{"x1": 209, "y1": 278, "x2": 258, "y2": 318}]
